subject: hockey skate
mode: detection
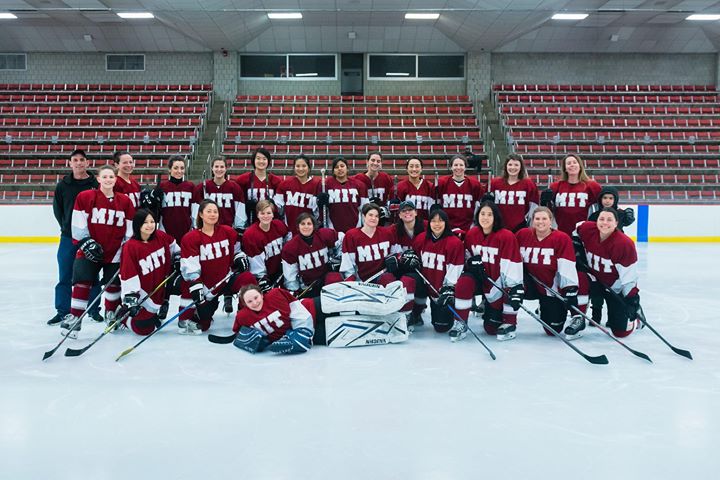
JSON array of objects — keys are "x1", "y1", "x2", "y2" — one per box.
[
  {"x1": 157, "y1": 299, "x2": 169, "y2": 320},
  {"x1": 178, "y1": 319, "x2": 202, "y2": 335},
  {"x1": 448, "y1": 319, "x2": 468, "y2": 342},
  {"x1": 47, "y1": 313, "x2": 64, "y2": 326},
  {"x1": 406, "y1": 311, "x2": 424, "y2": 331},
  {"x1": 496, "y1": 323, "x2": 517, "y2": 341},
  {"x1": 564, "y1": 315, "x2": 585, "y2": 340},
  {"x1": 89, "y1": 310, "x2": 104, "y2": 323},
  {"x1": 60, "y1": 314, "x2": 81, "y2": 339},
  {"x1": 223, "y1": 295, "x2": 233, "y2": 314}
]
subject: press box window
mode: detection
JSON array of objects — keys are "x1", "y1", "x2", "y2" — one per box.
[
  {"x1": 0, "y1": 54, "x2": 26, "y2": 70},
  {"x1": 288, "y1": 55, "x2": 335, "y2": 78},
  {"x1": 369, "y1": 55, "x2": 416, "y2": 78},
  {"x1": 106, "y1": 54, "x2": 145, "y2": 71},
  {"x1": 240, "y1": 55, "x2": 287, "y2": 78},
  {"x1": 418, "y1": 55, "x2": 464, "y2": 78}
]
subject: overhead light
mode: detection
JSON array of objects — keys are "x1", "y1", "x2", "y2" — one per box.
[
  {"x1": 83, "y1": 34, "x2": 93, "y2": 42},
  {"x1": 386, "y1": 72, "x2": 410, "y2": 76},
  {"x1": 117, "y1": 12, "x2": 154, "y2": 19},
  {"x1": 687, "y1": 14, "x2": 720, "y2": 21},
  {"x1": 610, "y1": 34, "x2": 619, "y2": 42},
  {"x1": 552, "y1": 13, "x2": 588, "y2": 20},
  {"x1": 405, "y1": 13, "x2": 440, "y2": 20},
  {"x1": 296, "y1": 73, "x2": 318, "y2": 77},
  {"x1": 0, "y1": 13, "x2": 18, "y2": 19},
  {"x1": 267, "y1": 12, "x2": 302, "y2": 19}
]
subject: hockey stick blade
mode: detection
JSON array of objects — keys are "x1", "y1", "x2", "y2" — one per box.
[
  {"x1": 639, "y1": 307, "x2": 692, "y2": 360},
  {"x1": 208, "y1": 332, "x2": 237, "y2": 344}
]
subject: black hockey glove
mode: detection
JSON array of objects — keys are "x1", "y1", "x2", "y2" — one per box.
[
  {"x1": 622, "y1": 207, "x2": 636, "y2": 228},
  {"x1": 246, "y1": 198, "x2": 258, "y2": 216},
  {"x1": 572, "y1": 234, "x2": 590, "y2": 272},
  {"x1": 438, "y1": 285, "x2": 455, "y2": 307},
  {"x1": 378, "y1": 206, "x2": 390, "y2": 224},
  {"x1": 257, "y1": 277, "x2": 272, "y2": 293},
  {"x1": 624, "y1": 294, "x2": 641, "y2": 321},
  {"x1": 77, "y1": 237, "x2": 104, "y2": 263},
  {"x1": 233, "y1": 253, "x2": 250, "y2": 273},
  {"x1": 399, "y1": 249, "x2": 421, "y2": 272},
  {"x1": 388, "y1": 198, "x2": 401, "y2": 215},
  {"x1": 316, "y1": 192, "x2": 330, "y2": 208},
  {"x1": 508, "y1": 284, "x2": 524, "y2": 311},
  {"x1": 368, "y1": 196, "x2": 382, "y2": 206},
  {"x1": 563, "y1": 286, "x2": 579, "y2": 310},
  {"x1": 464, "y1": 255, "x2": 486, "y2": 282},
  {"x1": 189, "y1": 283, "x2": 204, "y2": 305},
  {"x1": 540, "y1": 189, "x2": 555, "y2": 208},
  {"x1": 481, "y1": 191, "x2": 495, "y2": 203},
  {"x1": 172, "y1": 252, "x2": 181, "y2": 274},
  {"x1": 122, "y1": 292, "x2": 141, "y2": 317},
  {"x1": 384, "y1": 255, "x2": 400, "y2": 274}
]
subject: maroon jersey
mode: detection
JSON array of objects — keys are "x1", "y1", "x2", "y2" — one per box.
[
  {"x1": 549, "y1": 180, "x2": 602, "y2": 235},
  {"x1": 464, "y1": 227, "x2": 523, "y2": 297},
  {"x1": 516, "y1": 228, "x2": 577, "y2": 296},
  {"x1": 235, "y1": 171, "x2": 283, "y2": 203},
  {"x1": 437, "y1": 175, "x2": 485, "y2": 232},
  {"x1": 576, "y1": 221, "x2": 639, "y2": 297},
  {"x1": 490, "y1": 177, "x2": 539, "y2": 232},
  {"x1": 354, "y1": 172, "x2": 394, "y2": 205},
  {"x1": 114, "y1": 176, "x2": 142, "y2": 208},
  {"x1": 159, "y1": 179, "x2": 194, "y2": 243},
  {"x1": 340, "y1": 226, "x2": 399, "y2": 281},
  {"x1": 242, "y1": 219, "x2": 289, "y2": 278},
  {"x1": 180, "y1": 224, "x2": 242, "y2": 290},
  {"x1": 232, "y1": 288, "x2": 313, "y2": 341},
  {"x1": 120, "y1": 230, "x2": 179, "y2": 312},
  {"x1": 326, "y1": 177, "x2": 368, "y2": 233},
  {"x1": 412, "y1": 232, "x2": 464, "y2": 293},
  {"x1": 397, "y1": 178, "x2": 435, "y2": 220},
  {"x1": 275, "y1": 176, "x2": 320, "y2": 233},
  {"x1": 281, "y1": 228, "x2": 339, "y2": 291},
  {"x1": 72, "y1": 189, "x2": 135, "y2": 263},
  {"x1": 192, "y1": 179, "x2": 247, "y2": 229},
  {"x1": 392, "y1": 220, "x2": 427, "y2": 251}
]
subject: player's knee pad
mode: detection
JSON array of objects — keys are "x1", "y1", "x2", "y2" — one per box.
[
  {"x1": 430, "y1": 302, "x2": 453, "y2": 332},
  {"x1": 482, "y1": 305, "x2": 503, "y2": 335},
  {"x1": 129, "y1": 314, "x2": 160, "y2": 336}
]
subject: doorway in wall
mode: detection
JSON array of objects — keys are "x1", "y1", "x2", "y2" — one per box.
[{"x1": 341, "y1": 53, "x2": 363, "y2": 95}]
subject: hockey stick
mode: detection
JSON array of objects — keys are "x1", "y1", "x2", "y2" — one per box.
[
  {"x1": 42, "y1": 269, "x2": 121, "y2": 361},
  {"x1": 413, "y1": 268, "x2": 496, "y2": 361},
  {"x1": 115, "y1": 270, "x2": 234, "y2": 361},
  {"x1": 64, "y1": 272, "x2": 177, "y2": 357},
  {"x1": 527, "y1": 273, "x2": 652, "y2": 363},
  {"x1": 485, "y1": 276, "x2": 608, "y2": 365},
  {"x1": 600, "y1": 284, "x2": 692, "y2": 360},
  {"x1": 320, "y1": 168, "x2": 329, "y2": 228}
]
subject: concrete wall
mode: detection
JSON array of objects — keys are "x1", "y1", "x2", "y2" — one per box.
[{"x1": 0, "y1": 52, "x2": 213, "y2": 84}]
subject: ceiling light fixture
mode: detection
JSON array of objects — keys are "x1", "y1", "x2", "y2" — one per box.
[
  {"x1": 405, "y1": 13, "x2": 440, "y2": 20},
  {"x1": 552, "y1": 13, "x2": 588, "y2": 20},
  {"x1": 687, "y1": 14, "x2": 720, "y2": 21},
  {"x1": 267, "y1": 12, "x2": 302, "y2": 19},
  {"x1": 0, "y1": 13, "x2": 18, "y2": 19},
  {"x1": 117, "y1": 12, "x2": 154, "y2": 19}
]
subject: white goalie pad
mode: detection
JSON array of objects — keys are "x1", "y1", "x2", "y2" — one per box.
[
  {"x1": 325, "y1": 313, "x2": 409, "y2": 347},
  {"x1": 320, "y1": 281, "x2": 407, "y2": 316}
]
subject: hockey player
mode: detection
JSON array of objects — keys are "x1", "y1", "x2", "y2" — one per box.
[
  {"x1": 317, "y1": 157, "x2": 368, "y2": 234},
  {"x1": 235, "y1": 147, "x2": 282, "y2": 224},
  {"x1": 242, "y1": 200, "x2": 291, "y2": 291},
  {"x1": 516, "y1": 207, "x2": 583, "y2": 337},
  {"x1": 354, "y1": 151, "x2": 394, "y2": 209},
  {"x1": 60, "y1": 165, "x2": 135, "y2": 338},
  {"x1": 281, "y1": 212, "x2": 341, "y2": 298},
  {"x1": 274, "y1": 155, "x2": 320, "y2": 234},
  {"x1": 192, "y1": 156, "x2": 247, "y2": 232},
  {"x1": 178, "y1": 199, "x2": 256, "y2": 334},
  {"x1": 232, "y1": 284, "x2": 314, "y2": 354},
  {"x1": 396, "y1": 157, "x2": 435, "y2": 221},
  {"x1": 119, "y1": 209, "x2": 180, "y2": 335},
  {"x1": 436, "y1": 154, "x2": 485, "y2": 234},
  {"x1": 484, "y1": 153, "x2": 539, "y2": 232},
  {"x1": 113, "y1": 151, "x2": 141, "y2": 207},
  {"x1": 540, "y1": 154, "x2": 602, "y2": 235},
  {"x1": 571, "y1": 209, "x2": 644, "y2": 338},
  {"x1": 391, "y1": 200, "x2": 426, "y2": 251},
  {"x1": 410, "y1": 208, "x2": 465, "y2": 334},
  {"x1": 454, "y1": 201, "x2": 524, "y2": 341},
  {"x1": 156, "y1": 155, "x2": 194, "y2": 243}
]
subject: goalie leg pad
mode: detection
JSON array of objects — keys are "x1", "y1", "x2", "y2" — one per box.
[
  {"x1": 324, "y1": 313, "x2": 409, "y2": 347},
  {"x1": 320, "y1": 281, "x2": 407, "y2": 316}
]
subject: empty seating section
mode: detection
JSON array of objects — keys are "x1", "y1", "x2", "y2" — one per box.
[
  {"x1": 0, "y1": 84, "x2": 211, "y2": 202},
  {"x1": 223, "y1": 95, "x2": 482, "y2": 175},
  {"x1": 494, "y1": 84, "x2": 720, "y2": 203}
]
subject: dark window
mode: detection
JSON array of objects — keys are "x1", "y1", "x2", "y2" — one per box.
[
  {"x1": 106, "y1": 54, "x2": 144, "y2": 71},
  {"x1": 288, "y1": 55, "x2": 336, "y2": 78},
  {"x1": 240, "y1": 55, "x2": 287, "y2": 78},
  {"x1": 369, "y1": 55, "x2": 416, "y2": 78},
  {"x1": 0, "y1": 54, "x2": 26, "y2": 70},
  {"x1": 418, "y1": 55, "x2": 464, "y2": 78}
]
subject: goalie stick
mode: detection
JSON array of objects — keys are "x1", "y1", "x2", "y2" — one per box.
[
  {"x1": 42, "y1": 269, "x2": 121, "y2": 361},
  {"x1": 527, "y1": 273, "x2": 652, "y2": 363},
  {"x1": 116, "y1": 270, "x2": 234, "y2": 361},
  {"x1": 600, "y1": 284, "x2": 692, "y2": 360},
  {"x1": 484, "y1": 276, "x2": 608, "y2": 365},
  {"x1": 413, "y1": 268, "x2": 496, "y2": 361},
  {"x1": 64, "y1": 272, "x2": 177, "y2": 357}
]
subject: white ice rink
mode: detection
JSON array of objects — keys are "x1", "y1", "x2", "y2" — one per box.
[{"x1": 1, "y1": 243, "x2": 718, "y2": 480}]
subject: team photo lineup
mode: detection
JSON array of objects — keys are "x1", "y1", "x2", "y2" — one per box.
[{"x1": 47, "y1": 144, "x2": 649, "y2": 361}]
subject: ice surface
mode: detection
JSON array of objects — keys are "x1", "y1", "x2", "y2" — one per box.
[{"x1": 1, "y1": 243, "x2": 718, "y2": 479}]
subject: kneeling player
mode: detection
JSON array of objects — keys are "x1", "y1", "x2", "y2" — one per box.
[{"x1": 118, "y1": 209, "x2": 180, "y2": 335}]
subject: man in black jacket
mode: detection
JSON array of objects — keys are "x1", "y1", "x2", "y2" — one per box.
[{"x1": 48, "y1": 149, "x2": 101, "y2": 325}]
